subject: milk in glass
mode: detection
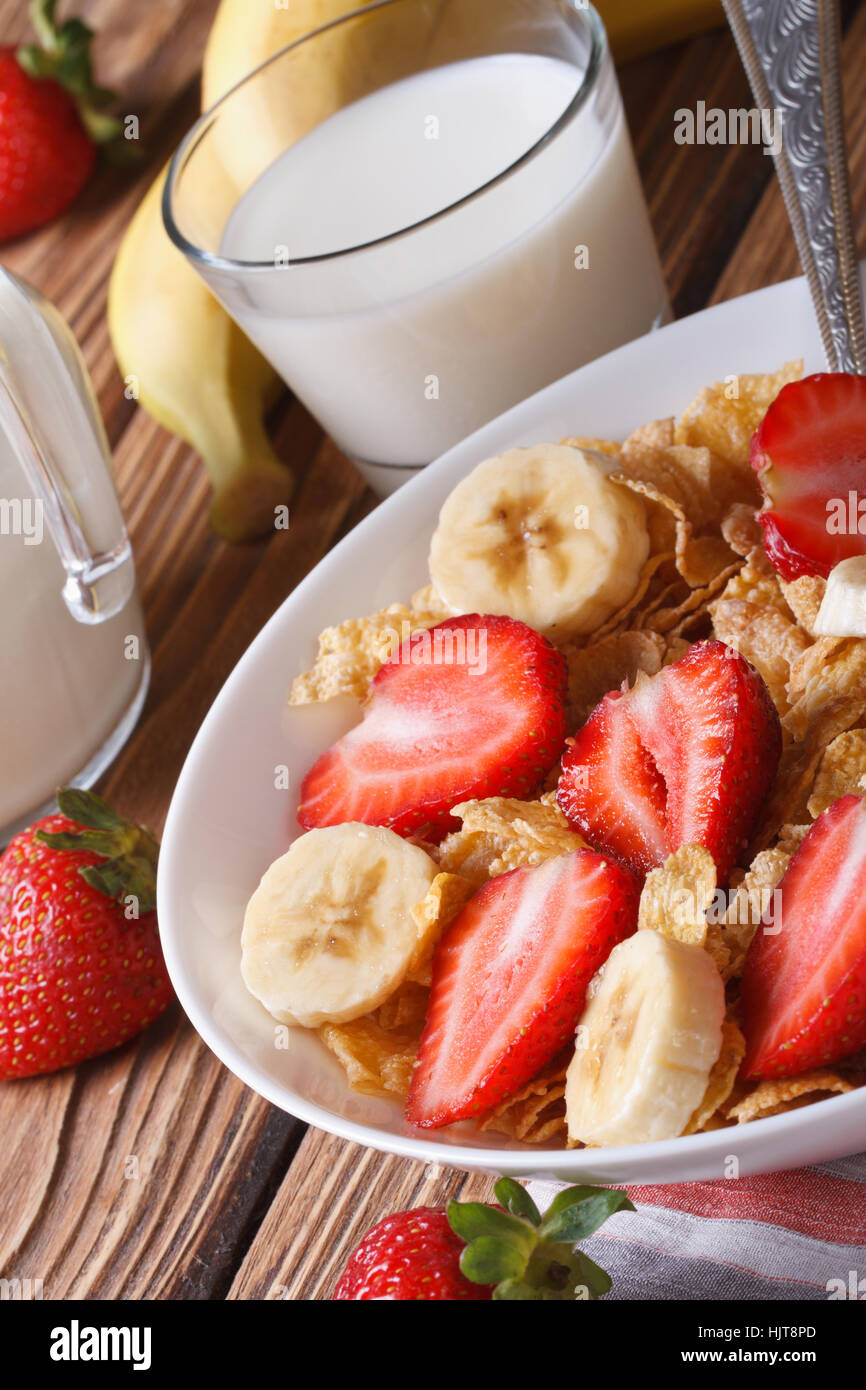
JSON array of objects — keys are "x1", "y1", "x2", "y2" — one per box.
[{"x1": 219, "y1": 53, "x2": 668, "y2": 481}]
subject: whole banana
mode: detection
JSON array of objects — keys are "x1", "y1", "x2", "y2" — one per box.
[
  {"x1": 201, "y1": 0, "x2": 380, "y2": 113},
  {"x1": 598, "y1": 0, "x2": 722, "y2": 62},
  {"x1": 109, "y1": 0, "x2": 376, "y2": 543},
  {"x1": 108, "y1": 168, "x2": 291, "y2": 542}
]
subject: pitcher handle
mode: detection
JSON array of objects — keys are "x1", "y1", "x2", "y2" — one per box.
[{"x1": 0, "y1": 270, "x2": 135, "y2": 625}]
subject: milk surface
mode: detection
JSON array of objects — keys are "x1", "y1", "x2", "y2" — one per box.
[{"x1": 220, "y1": 53, "x2": 668, "y2": 472}]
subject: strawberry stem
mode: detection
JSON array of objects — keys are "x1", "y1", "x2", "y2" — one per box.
[
  {"x1": 447, "y1": 1177, "x2": 633, "y2": 1300},
  {"x1": 35, "y1": 787, "x2": 159, "y2": 914},
  {"x1": 17, "y1": 0, "x2": 122, "y2": 144}
]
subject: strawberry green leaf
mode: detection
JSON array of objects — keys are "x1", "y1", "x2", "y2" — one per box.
[
  {"x1": 56, "y1": 17, "x2": 93, "y2": 49},
  {"x1": 36, "y1": 788, "x2": 159, "y2": 913},
  {"x1": 450, "y1": 1182, "x2": 630, "y2": 1298},
  {"x1": 446, "y1": 1200, "x2": 536, "y2": 1254},
  {"x1": 55, "y1": 787, "x2": 127, "y2": 831},
  {"x1": 525, "y1": 1246, "x2": 586, "y2": 1298},
  {"x1": 573, "y1": 1250, "x2": 613, "y2": 1299},
  {"x1": 30, "y1": 0, "x2": 62, "y2": 52},
  {"x1": 540, "y1": 1183, "x2": 607, "y2": 1220},
  {"x1": 493, "y1": 1177, "x2": 541, "y2": 1226},
  {"x1": 77, "y1": 857, "x2": 155, "y2": 911},
  {"x1": 15, "y1": 44, "x2": 53, "y2": 77},
  {"x1": 35, "y1": 828, "x2": 117, "y2": 855},
  {"x1": 459, "y1": 1237, "x2": 527, "y2": 1285},
  {"x1": 492, "y1": 1278, "x2": 544, "y2": 1301},
  {"x1": 540, "y1": 1190, "x2": 634, "y2": 1244}
]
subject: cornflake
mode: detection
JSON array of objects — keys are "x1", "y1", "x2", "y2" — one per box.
[
  {"x1": 436, "y1": 795, "x2": 585, "y2": 886},
  {"x1": 584, "y1": 550, "x2": 676, "y2": 640},
  {"x1": 650, "y1": 563, "x2": 741, "y2": 635},
  {"x1": 726, "y1": 1071, "x2": 856, "y2": 1124},
  {"x1": 559, "y1": 435, "x2": 621, "y2": 459},
  {"x1": 785, "y1": 638, "x2": 866, "y2": 741},
  {"x1": 721, "y1": 504, "x2": 763, "y2": 557},
  {"x1": 290, "y1": 602, "x2": 438, "y2": 704},
  {"x1": 610, "y1": 475, "x2": 740, "y2": 594},
  {"x1": 318, "y1": 982, "x2": 429, "y2": 1099},
  {"x1": 749, "y1": 700, "x2": 861, "y2": 852},
  {"x1": 563, "y1": 629, "x2": 665, "y2": 730},
  {"x1": 807, "y1": 731, "x2": 866, "y2": 817},
  {"x1": 674, "y1": 362, "x2": 802, "y2": 474},
  {"x1": 709, "y1": 549, "x2": 810, "y2": 716},
  {"x1": 637, "y1": 845, "x2": 730, "y2": 975},
  {"x1": 616, "y1": 420, "x2": 726, "y2": 531},
  {"x1": 722, "y1": 830, "x2": 808, "y2": 979},
  {"x1": 479, "y1": 1051, "x2": 570, "y2": 1143},
  {"x1": 779, "y1": 575, "x2": 826, "y2": 638},
  {"x1": 408, "y1": 872, "x2": 475, "y2": 986},
  {"x1": 638, "y1": 845, "x2": 716, "y2": 948},
  {"x1": 683, "y1": 1018, "x2": 746, "y2": 1134}
]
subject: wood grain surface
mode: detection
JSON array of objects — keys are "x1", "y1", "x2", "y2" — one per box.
[{"x1": 0, "y1": 0, "x2": 863, "y2": 1301}]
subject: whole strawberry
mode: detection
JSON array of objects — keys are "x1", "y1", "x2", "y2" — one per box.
[
  {"x1": 0, "y1": 787, "x2": 171, "y2": 1079},
  {"x1": 0, "y1": 0, "x2": 120, "y2": 242},
  {"x1": 334, "y1": 1178, "x2": 632, "y2": 1300}
]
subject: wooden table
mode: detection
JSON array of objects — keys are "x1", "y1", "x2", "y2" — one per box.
[{"x1": 1, "y1": 0, "x2": 864, "y2": 1301}]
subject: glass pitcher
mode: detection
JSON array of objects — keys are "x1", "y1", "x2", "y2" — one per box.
[{"x1": 0, "y1": 269, "x2": 149, "y2": 842}]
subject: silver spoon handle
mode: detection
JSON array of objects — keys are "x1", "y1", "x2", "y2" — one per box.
[{"x1": 723, "y1": 0, "x2": 866, "y2": 373}]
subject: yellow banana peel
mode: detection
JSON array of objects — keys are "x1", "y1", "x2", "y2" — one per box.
[
  {"x1": 108, "y1": 169, "x2": 291, "y2": 543},
  {"x1": 202, "y1": 0, "x2": 381, "y2": 112},
  {"x1": 599, "y1": 0, "x2": 723, "y2": 63}
]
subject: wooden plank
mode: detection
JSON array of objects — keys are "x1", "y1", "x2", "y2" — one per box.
[
  {"x1": 0, "y1": 1011, "x2": 301, "y2": 1299},
  {"x1": 0, "y1": 414, "x2": 371, "y2": 1296},
  {"x1": 622, "y1": 30, "x2": 775, "y2": 318},
  {"x1": 228, "y1": 1126, "x2": 496, "y2": 1301}
]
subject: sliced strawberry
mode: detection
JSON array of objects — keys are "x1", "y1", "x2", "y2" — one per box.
[
  {"x1": 297, "y1": 614, "x2": 567, "y2": 840},
  {"x1": 751, "y1": 372, "x2": 866, "y2": 580},
  {"x1": 741, "y1": 794, "x2": 866, "y2": 1078},
  {"x1": 405, "y1": 848, "x2": 639, "y2": 1128},
  {"x1": 556, "y1": 640, "x2": 781, "y2": 880},
  {"x1": 556, "y1": 691, "x2": 668, "y2": 874}
]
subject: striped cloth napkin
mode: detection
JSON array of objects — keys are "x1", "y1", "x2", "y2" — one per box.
[{"x1": 527, "y1": 1154, "x2": 866, "y2": 1300}]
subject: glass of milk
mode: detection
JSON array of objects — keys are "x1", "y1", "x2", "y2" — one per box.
[
  {"x1": 164, "y1": 0, "x2": 669, "y2": 494},
  {"x1": 0, "y1": 271, "x2": 149, "y2": 842}
]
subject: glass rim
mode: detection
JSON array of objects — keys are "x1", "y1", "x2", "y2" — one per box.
[{"x1": 162, "y1": 0, "x2": 607, "y2": 273}]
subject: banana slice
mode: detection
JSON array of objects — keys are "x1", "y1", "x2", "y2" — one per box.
[
  {"x1": 241, "y1": 824, "x2": 438, "y2": 1028},
  {"x1": 428, "y1": 444, "x2": 649, "y2": 639},
  {"x1": 814, "y1": 556, "x2": 866, "y2": 636},
  {"x1": 565, "y1": 929, "x2": 724, "y2": 1147}
]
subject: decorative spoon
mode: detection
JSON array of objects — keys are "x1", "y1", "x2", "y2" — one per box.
[{"x1": 722, "y1": 0, "x2": 866, "y2": 372}]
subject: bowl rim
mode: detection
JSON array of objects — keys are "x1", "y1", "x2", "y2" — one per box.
[{"x1": 157, "y1": 269, "x2": 866, "y2": 1177}]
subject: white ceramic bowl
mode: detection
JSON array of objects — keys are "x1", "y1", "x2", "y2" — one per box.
[{"x1": 158, "y1": 271, "x2": 866, "y2": 1183}]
